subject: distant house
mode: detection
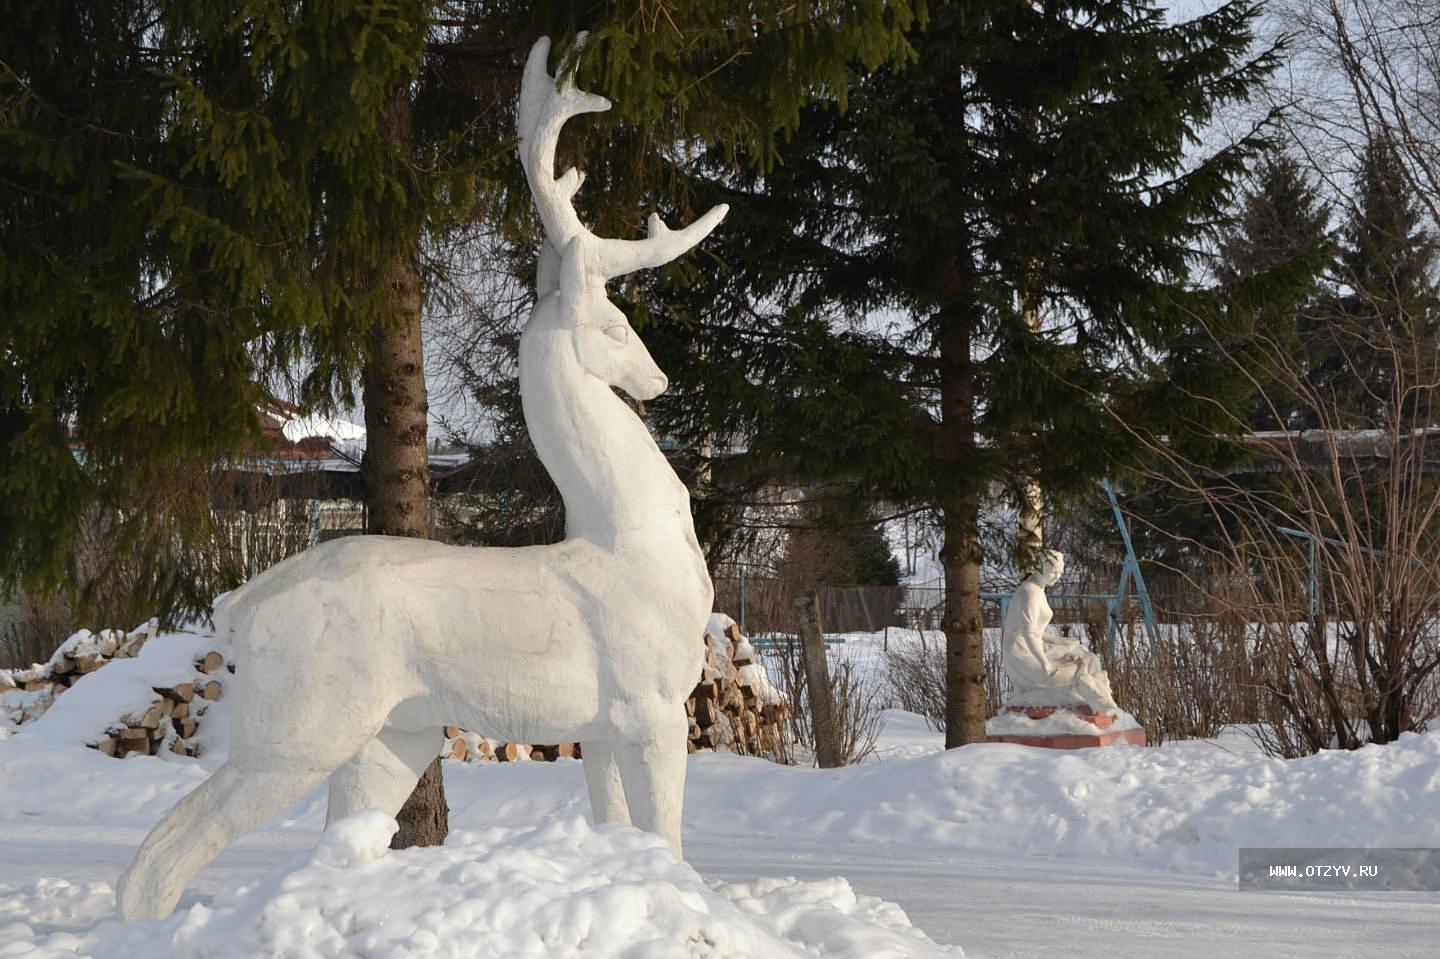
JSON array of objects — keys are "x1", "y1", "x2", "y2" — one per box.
[{"x1": 213, "y1": 403, "x2": 473, "y2": 572}]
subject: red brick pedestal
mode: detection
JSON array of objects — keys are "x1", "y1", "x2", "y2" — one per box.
[{"x1": 985, "y1": 704, "x2": 1147, "y2": 749}]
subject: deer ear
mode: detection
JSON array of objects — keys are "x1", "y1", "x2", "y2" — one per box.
[
  {"x1": 536, "y1": 240, "x2": 560, "y2": 298},
  {"x1": 557, "y1": 236, "x2": 589, "y2": 326}
]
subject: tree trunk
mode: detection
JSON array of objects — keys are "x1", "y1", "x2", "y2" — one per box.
[
  {"x1": 938, "y1": 309, "x2": 988, "y2": 746},
  {"x1": 362, "y1": 87, "x2": 448, "y2": 850},
  {"x1": 1016, "y1": 289, "x2": 1044, "y2": 570},
  {"x1": 795, "y1": 590, "x2": 842, "y2": 767},
  {"x1": 941, "y1": 492, "x2": 987, "y2": 746}
]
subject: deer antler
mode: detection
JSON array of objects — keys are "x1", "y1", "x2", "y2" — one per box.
[
  {"x1": 517, "y1": 36, "x2": 728, "y2": 282},
  {"x1": 517, "y1": 36, "x2": 611, "y2": 249}
]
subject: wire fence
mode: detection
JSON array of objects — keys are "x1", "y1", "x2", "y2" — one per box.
[{"x1": 713, "y1": 575, "x2": 948, "y2": 636}]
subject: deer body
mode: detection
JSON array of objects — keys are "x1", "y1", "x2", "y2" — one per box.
[{"x1": 115, "y1": 36, "x2": 725, "y2": 922}]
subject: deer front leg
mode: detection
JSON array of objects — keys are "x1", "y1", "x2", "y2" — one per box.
[{"x1": 614, "y1": 703, "x2": 689, "y2": 858}]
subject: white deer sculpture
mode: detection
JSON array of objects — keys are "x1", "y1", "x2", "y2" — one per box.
[{"x1": 116, "y1": 36, "x2": 727, "y2": 922}]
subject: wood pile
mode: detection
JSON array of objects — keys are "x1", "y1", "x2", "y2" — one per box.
[
  {"x1": 442, "y1": 728, "x2": 581, "y2": 764},
  {"x1": 2, "y1": 627, "x2": 147, "y2": 690},
  {"x1": 90, "y1": 651, "x2": 229, "y2": 759},
  {"x1": 440, "y1": 620, "x2": 789, "y2": 764},
  {"x1": 0, "y1": 623, "x2": 230, "y2": 759},
  {"x1": 686, "y1": 622, "x2": 788, "y2": 756},
  {"x1": 0, "y1": 626, "x2": 156, "y2": 724}
]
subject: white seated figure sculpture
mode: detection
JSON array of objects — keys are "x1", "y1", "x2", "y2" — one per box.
[
  {"x1": 987, "y1": 550, "x2": 1144, "y2": 747},
  {"x1": 116, "y1": 36, "x2": 727, "y2": 922}
]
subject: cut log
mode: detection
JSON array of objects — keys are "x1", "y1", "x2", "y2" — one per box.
[
  {"x1": 74, "y1": 654, "x2": 104, "y2": 673},
  {"x1": 115, "y1": 636, "x2": 146, "y2": 659},
  {"x1": 444, "y1": 725, "x2": 460, "y2": 739},
  {"x1": 201, "y1": 680, "x2": 222, "y2": 701},
  {"x1": 197, "y1": 651, "x2": 225, "y2": 674},
  {"x1": 96, "y1": 632, "x2": 121, "y2": 657},
  {"x1": 155, "y1": 682, "x2": 195, "y2": 703},
  {"x1": 118, "y1": 726, "x2": 149, "y2": 745},
  {"x1": 499, "y1": 742, "x2": 530, "y2": 762},
  {"x1": 448, "y1": 738, "x2": 468, "y2": 761},
  {"x1": 92, "y1": 737, "x2": 118, "y2": 757},
  {"x1": 136, "y1": 703, "x2": 164, "y2": 729},
  {"x1": 694, "y1": 697, "x2": 714, "y2": 727},
  {"x1": 50, "y1": 657, "x2": 75, "y2": 676},
  {"x1": 179, "y1": 716, "x2": 198, "y2": 738}
]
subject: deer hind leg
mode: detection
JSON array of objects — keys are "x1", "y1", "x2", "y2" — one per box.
[
  {"x1": 615, "y1": 704, "x2": 689, "y2": 858},
  {"x1": 326, "y1": 725, "x2": 445, "y2": 826},
  {"x1": 580, "y1": 738, "x2": 631, "y2": 826},
  {"x1": 115, "y1": 755, "x2": 336, "y2": 922}
]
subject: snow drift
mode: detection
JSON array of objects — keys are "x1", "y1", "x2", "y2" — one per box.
[{"x1": 1, "y1": 813, "x2": 953, "y2": 959}]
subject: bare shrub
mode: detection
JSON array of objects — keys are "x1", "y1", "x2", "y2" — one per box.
[
  {"x1": 0, "y1": 593, "x2": 71, "y2": 670},
  {"x1": 1120, "y1": 285, "x2": 1440, "y2": 755},
  {"x1": 885, "y1": 634, "x2": 947, "y2": 731},
  {"x1": 765, "y1": 636, "x2": 881, "y2": 765},
  {"x1": 1106, "y1": 608, "x2": 1264, "y2": 745},
  {"x1": 883, "y1": 628, "x2": 1007, "y2": 736}
]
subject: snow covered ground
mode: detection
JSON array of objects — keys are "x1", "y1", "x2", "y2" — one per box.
[{"x1": 2, "y1": 631, "x2": 1438, "y2": 956}]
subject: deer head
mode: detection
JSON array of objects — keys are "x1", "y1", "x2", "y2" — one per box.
[{"x1": 517, "y1": 36, "x2": 728, "y2": 402}]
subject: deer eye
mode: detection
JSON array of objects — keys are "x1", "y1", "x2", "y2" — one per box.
[{"x1": 604, "y1": 324, "x2": 628, "y2": 343}]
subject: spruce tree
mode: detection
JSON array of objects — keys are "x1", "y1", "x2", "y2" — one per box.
[
  {"x1": 0, "y1": 1, "x2": 448, "y2": 617},
  {"x1": 1318, "y1": 135, "x2": 1440, "y2": 428},
  {"x1": 3, "y1": 0, "x2": 923, "y2": 840},
  {"x1": 1217, "y1": 152, "x2": 1335, "y2": 431},
  {"x1": 643, "y1": 0, "x2": 1285, "y2": 744}
]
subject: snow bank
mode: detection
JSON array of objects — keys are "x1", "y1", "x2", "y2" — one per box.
[
  {"x1": 6, "y1": 709, "x2": 1438, "y2": 884},
  {"x1": 0, "y1": 733, "x2": 215, "y2": 827},
  {"x1": 434, "y1": 723, "x2": 1440, "y2": 879},
  {"x1": 1, "y1": 814, "x2": 954, "y2": 959},
  {"x1": 676, "y1": 729, "x2": 1440, "y2": 876}
]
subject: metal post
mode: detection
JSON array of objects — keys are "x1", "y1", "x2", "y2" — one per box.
[
  {"x1": 1308, "y1": 535, "x2": 1320, "y2": 618},
  {"x1": 1277, "y1": 527, "x2": 1323, "y2": 619},
  {"x1": 1104, "y1": 476, "x2": 1160, "y2": 649},
  {"x1": 738, "y1": 565, "x2": 747, "y2": 634}
]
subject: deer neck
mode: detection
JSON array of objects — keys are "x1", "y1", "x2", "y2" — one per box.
[{"x1": 519, "y1": 301, "x2": 695, "y2": 551}]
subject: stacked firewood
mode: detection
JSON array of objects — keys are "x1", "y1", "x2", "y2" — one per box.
[
  {"x1": 91, "y1": 650, "x2": 230, "y2": 759},
  {"x1": 0, "y1": 626, "x2": 156, "y2": 724},
  {"x1": 687, "y1": 622, "x2": 788, "y2": 756},
  {"x1": 442, "y1": 728, "x2": 581, "y2": 763},
  {"x1": 440, "y1": 620, "x2": 789, "y2": 764},
  {"x1": 1, "y1": 627, "x2": 149, "y2": 693},
  {"x1": 0, "y1": 624, "x2": 229, "y2": 758}
]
